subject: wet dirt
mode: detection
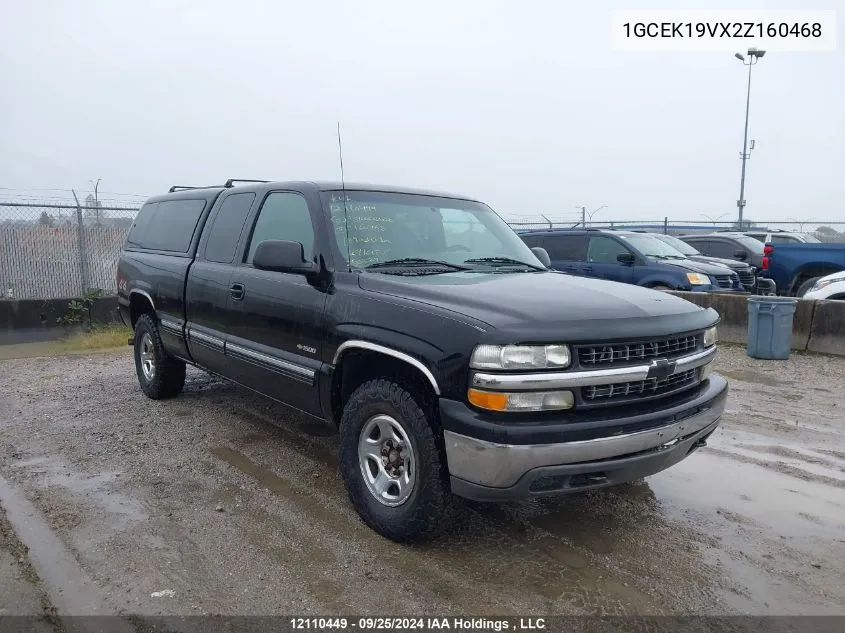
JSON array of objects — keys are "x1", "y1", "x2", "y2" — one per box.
[{"x1": 0, "y1": 346, "x2": 843, "y2": 617}]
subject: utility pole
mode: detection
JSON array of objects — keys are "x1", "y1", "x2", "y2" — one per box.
[
  {"x1": 734, "y1": 48, "x2": 766, "y2": 230},
  {"x1": 71, "y1": 189, "x2": 90, "y2": 294}
]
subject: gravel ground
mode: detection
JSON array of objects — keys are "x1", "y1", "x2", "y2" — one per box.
[{"x1": 0, "y1": 344, "x2": 843, "y2": 623}]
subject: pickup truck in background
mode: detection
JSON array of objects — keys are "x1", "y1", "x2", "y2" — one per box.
[
  {"x1": 117, "y1": 179, "x2": 727, "y2": 541},
  {"x1": 761, "y1": 242, "x2": 845, "y2": 297}
]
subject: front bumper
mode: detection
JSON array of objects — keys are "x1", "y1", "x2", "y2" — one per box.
[{"x1": 442, "y1": 374, "x2": 728, "y2": 501}]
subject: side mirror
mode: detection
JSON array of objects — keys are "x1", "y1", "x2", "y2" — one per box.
[
  {"x1": 253, "y1": 240, "x2": 316, "y2": 275},
  {"x1": 617, "y1": 252, "x2": 636, "y2": 265},
  {"x1": 530, "y1": 246, "x2": 551, "y2": 268},
  {"x1": 734, "y1": 249, "x2": 747, "y2": 260}
]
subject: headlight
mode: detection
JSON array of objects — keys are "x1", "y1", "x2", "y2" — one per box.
[
  {"x1": 814, "y1": 276, "x2": 845, "y2": 291},
  {"x1": 704, "y1": 326, "x2": 717, "y2": 347},
  {"x1": 687, "y1": 273, "x2": 711, "y2": 285},
  {"x1": 470, "y1": 344, "x2": 571, "y2": 370},
  {"x1": 468, "y1": 388, "x2": 575, "y2": 412}
]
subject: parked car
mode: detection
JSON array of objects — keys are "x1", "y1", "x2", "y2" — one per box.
[
  {"x1": 118, "y1": 180, "x2": 726, "y2": 541},
  {"x1": 519, "y1": 229, "x2": 743, "y2": 292},
  {"x1": 801, "y1": 270, "x2": 845, "y2": 301},
  {"x1": 742, "y1": 229, "x2": 821, "y2": 244},
  {"x1": 679, "y1": 232, "x2": 766, "y2": 269},
  {"x1": 758, "y1": 241, "x2": 845, "y2": 296},
  {"x1": 648, "y1": 233, "x2": 774, "y2": 295}
]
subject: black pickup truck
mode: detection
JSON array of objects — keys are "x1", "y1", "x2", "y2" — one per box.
[{"x1": 117, "y1": 179, "x2": 728, "y2": 541}]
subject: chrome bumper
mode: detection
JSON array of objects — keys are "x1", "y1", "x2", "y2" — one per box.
[{"x1": 444, "y1": 378, "x2": 726, "y2": 493}]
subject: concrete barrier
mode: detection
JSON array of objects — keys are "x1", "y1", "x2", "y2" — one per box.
[
  {"x1": 0, "y1": 296, "x2": 120, "y2": 345},
  {"x1": 669, "y1": 291, "x2": 844, "y2": 356},
  {"x1": 808, "y1": 300, "x2": 845, "y2": 356}
]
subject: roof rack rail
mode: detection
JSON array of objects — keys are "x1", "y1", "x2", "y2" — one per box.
[
  {"x1": 168, "y1": 185, "x2": 224, "y2": 193},
  {"x1": 224, "y1": 179, "x2": 269, "y2": 188}
]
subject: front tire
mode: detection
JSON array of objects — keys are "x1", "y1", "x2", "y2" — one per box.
[
  {"x1": 133, "y1": 314, "x2": 186, "y2": 400},
  {"x1": 338, "y1": 379, "x2": 454, "y2": 542}
]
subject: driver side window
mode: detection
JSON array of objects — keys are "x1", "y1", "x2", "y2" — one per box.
[
  {"x1": 587, "y1": 236, "x2": 631, "y2": 264},
  {"x1": 245, "y1": 192, "x2": 315, "y2": 264}
]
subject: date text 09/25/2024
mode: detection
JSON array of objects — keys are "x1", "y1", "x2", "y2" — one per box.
[{"x1": 290, "y1": 618, "x2": 546, "y2": 631}]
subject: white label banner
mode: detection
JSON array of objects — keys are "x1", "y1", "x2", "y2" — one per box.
[{"x1": 611, "y1": 10, "x2": 837, "y2": 52}]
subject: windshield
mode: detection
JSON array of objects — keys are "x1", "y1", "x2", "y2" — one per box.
[
  {"x1": 322, "y1": 191, "x2": 543, "y2": 272},
  {"x1": 618, "y1": 234, "x2": 688, "y2": 258},
  {"x1": 653, "y1": 234, "x2": 700, "y2": 255}
]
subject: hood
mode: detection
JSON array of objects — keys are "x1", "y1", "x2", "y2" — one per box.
[
  {"x1": 686, "y1": 255, "x2": 751, "y2": 271},
  {"x1": 358, "y1": 270, "x2": 719, "y2": 343},
  {"x1": 658, "y1": 257, "x2": 735, "y2": 275}
]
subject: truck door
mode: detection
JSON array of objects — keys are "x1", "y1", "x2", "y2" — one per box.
[
  {"x1": 185, "y1": 191, "x2": 257, "y2": 375},
  {"x1": 223, "y1": 191, "x2": 327, "y2": 416}
]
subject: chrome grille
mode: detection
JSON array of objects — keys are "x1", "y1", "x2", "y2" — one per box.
[
  {"x1": 713, "y1": 274, "x2": 733, "y2": 288},
  {"x1": 583, "y1": 369, "x2": 698, "y2": 402},
  {"x1": 577, "y1": 335, "x2": 699, "y2": 367},
  {"x1": 737, "y1": 269, "x2": 755, "y2": 286}
]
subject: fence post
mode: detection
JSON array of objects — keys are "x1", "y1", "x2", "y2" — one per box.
[
  {"x1": 663, "y1": 217, "x2": 669, "y2": 234},
  {"x1": 71, "y1": 189, "x2": 90, "y2": 295}
]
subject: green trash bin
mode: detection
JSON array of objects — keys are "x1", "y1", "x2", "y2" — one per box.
[{"x1": 746, "y1": 296, "x2": 798, "y2": 360}]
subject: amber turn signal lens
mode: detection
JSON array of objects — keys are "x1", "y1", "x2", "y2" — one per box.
[{"x1": 467, "y1": 388, "x2": 509, "y2": 411}]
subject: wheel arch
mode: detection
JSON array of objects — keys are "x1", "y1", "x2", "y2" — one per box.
[
  {"x1": 790, "y1": 265, "x2": 844, "y2": 295},
  {"x1": 330, "y1": 341, "x2": 441, "y2": 427},
  {"x1": 129, "y1": 289, "x2": 156, "y2": 328}
]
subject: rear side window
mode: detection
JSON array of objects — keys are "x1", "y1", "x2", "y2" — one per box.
[
  {"x1": 126, "y1": 199, "x2": 207, "y2": 252},
  {"x1": 544, "y1": 234, "x2": 587, "y2": 261},
  {"x1": 204, "y1": 193, "x2": 256, "y2": 263},
  {"x1": 245, "y1": 192, "x2": 315, "y2": 264},
  {"x1": 519, "y1": 234, "x2": 543, "y2": 248},
  {"x1": 707, "y1": 240, "x2": 738, "y2": 258},
  {"x1": 685, "y1": 239, "x2": 710, "y2": 255}
]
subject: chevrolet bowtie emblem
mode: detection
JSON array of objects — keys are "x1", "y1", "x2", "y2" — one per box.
[{"x1": 646, "y1": 358, "x2": 676, "y2": 381}]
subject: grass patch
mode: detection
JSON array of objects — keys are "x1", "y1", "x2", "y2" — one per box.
[{"x1": 58, "y1": 324, "x2": 131, "y2": 352}]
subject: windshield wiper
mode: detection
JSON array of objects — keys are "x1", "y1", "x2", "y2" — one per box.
[
  {"x1": 463, "y1": 256, "x2": 545, "y2": 270},
  {"x1": 365, "y1": 258, "x2": 470, "y2": 271}
]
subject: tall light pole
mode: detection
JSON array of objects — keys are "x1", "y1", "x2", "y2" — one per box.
[
  {"x1": 788, "y1": 216, "x2": 814, "y2": 233},
  {"x1": 734, "y1": 48, "x2": 765, "y2": 230},
  {"x1": 576, "y1": 205, "x2": 607, "y2": 227},
  {"x1": 701, "y1": 212, "x2": 729, "y2": 225}
]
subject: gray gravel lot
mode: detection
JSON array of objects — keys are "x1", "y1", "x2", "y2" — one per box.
[{"x1": 0, "y1": 344, "x2": 843, "y2": 622}]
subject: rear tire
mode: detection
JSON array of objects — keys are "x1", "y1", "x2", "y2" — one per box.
[
  {"x1": 338, "y1": 379, "x2": 454, "y2": 542},
  {"x1": 133, "y1": 314, "x2": 186, "y2": 399},
  {"x1": 795, "y1": 277, "x2": 821, "y2": 298}
]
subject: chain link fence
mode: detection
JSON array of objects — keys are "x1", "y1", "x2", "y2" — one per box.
[
  {"x1": 1, "y1": 202, "x2": 139, "y2": 300},
  {"x1": 507, "y1": 218, "x2": 845, "y2": 243},
  {"x1": 3, "y1": 199, "x2": 845, "y2": 300}
]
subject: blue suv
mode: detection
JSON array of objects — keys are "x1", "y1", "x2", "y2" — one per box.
[{"x1": 519, "y1": 229, "x2": 742, "y2": 292}]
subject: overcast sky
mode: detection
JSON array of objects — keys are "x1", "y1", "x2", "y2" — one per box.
[{"x1": 1, "y1": 0, "x2": 842, "y2": 223}]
